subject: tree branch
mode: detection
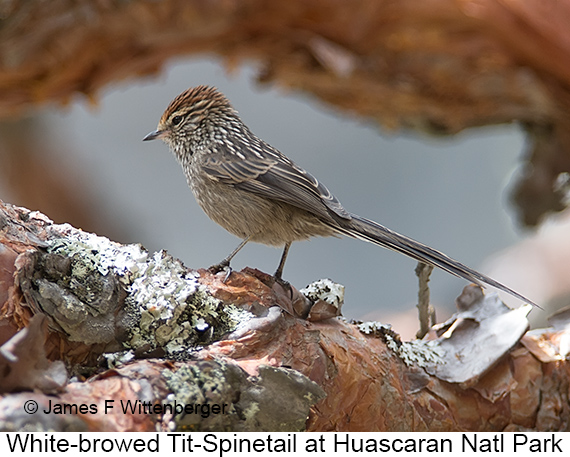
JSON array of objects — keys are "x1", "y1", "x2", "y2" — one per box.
[{"x1": 0, "y1": 200, "x2": 568, "y2": 431}]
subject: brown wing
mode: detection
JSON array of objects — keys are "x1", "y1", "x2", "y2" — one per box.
[{"x1": 201, "y1": 140, "x2": 351, "y2": 224}]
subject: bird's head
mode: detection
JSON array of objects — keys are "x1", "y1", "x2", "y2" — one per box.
[{"x1": 143, "y1": 85, "x2": 236, "y2": 152}]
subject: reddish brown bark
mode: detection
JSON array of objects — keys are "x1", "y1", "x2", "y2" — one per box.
[{"x1": 0, "y1": 200, "x2": 568, "y2": 431}]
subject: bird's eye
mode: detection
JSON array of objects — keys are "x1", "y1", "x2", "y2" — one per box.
[{"x1": 172, "y1": 115, "x2": 183, "y2": 126}]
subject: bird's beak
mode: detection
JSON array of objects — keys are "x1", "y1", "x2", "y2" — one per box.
[{"x1": 143, "y1": 129, "x2": 167, "y2": 141}]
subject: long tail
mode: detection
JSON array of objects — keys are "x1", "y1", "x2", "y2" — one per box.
[{"x1": 335, "y1": 214, "x2": 540, "y2": 308}]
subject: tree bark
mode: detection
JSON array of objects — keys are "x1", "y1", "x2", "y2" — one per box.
[{"x1": 0, "y1": 200, "x2": 568, "y2": 432}]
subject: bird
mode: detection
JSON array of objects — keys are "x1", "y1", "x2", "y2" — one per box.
[{"x1": 143, "y1": 85, "x2": 539, "y2": 308}]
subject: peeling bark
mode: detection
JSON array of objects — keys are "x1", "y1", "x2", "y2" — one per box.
[{"x1": 0, "y1": 200, "x2": 568, "y2": 432}]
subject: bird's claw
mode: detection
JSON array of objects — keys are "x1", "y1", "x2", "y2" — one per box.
[
  {"x1": 222, "y1": 266, "x2": 233, "y2": 283},
  {"x1": 208, "y1": 260, "x2": 232, "y2": 282}
]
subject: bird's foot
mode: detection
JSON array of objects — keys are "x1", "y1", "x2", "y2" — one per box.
[
  {"x1": 208, "y1": 260, "x2": 232, "y2": 282},
  {"x1": 272, "y1": 274, "x2": 293, "y2": 299}
]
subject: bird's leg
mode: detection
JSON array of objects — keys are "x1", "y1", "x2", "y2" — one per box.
[
  {"x1": 274, "y1": 242, "x2": 292, "y2": 281},
  {"x1": 209, "y1": 236, "x2": 251, "y2": 280},
  {"x1": 271, "y1": 242, "x2": 294, "y2": 298},
  {"x1": 272, "y1": 242, "x2": 294, "y2": 299}
]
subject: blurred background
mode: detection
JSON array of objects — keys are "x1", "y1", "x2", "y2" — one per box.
[{"x1": 3, "y1": 1, "x2": 570, "y2": 338}]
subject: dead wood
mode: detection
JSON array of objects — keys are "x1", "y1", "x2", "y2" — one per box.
[{"x1": 0, "y1": 200, "x2": 568, "y2": 432}]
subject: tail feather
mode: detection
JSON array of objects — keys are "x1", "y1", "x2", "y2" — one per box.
[{"x1": 337, "y1": 214, "x2": 540, "y2": 309}]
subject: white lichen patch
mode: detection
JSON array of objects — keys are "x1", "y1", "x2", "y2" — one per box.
[
  {"x1": 46, "y1": 228, "x2": 251, "y2": 357},
  {"x1": 357, "y1": 321, "x2": 393, "y2": 335},
  {"x1": 300, "y1": 278, "x2": 345, "y2": 308},
  {"x1": 223, "y1": 305, "x2": 256, "y2": 334},
  {"x1": 396, "y1": 339, "x2": 444, "y2": 367},
  {"x1": 357, "y1": 321, "x2": 444, "y2": 367},
  {"x1": 241, "y1": 402, "x2": 260, "y2": 423},
  {"x1": 123, "y1": 251, "x2": 238, "y2": 356},
  {"x1": 126, "y1": 250, "x2": 199, "y2": 342},
  {"x1": 101, "y1": 350, "x2": 135, "y2": 369},
  {"x1": 48, "y1": 228, "x2": 149, "y2": 284},
  {"x1": 162, "y1": 363, "x2": 234, "y2": 428}
]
